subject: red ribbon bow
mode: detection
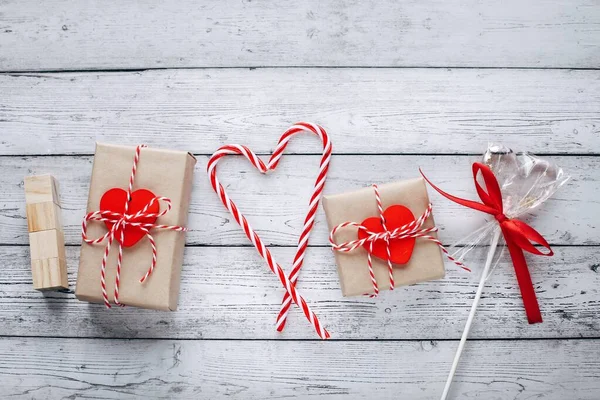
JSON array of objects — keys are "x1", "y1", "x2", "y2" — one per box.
[{"x1": 421, "y1": 162, "x2": 553, "y2": 324}]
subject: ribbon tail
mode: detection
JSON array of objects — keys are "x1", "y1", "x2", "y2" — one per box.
[
  {"x1": 507, "y1": 219, "x2": 554, "y2": 256},
  {"x1": 419, "y1": 169, "x2": 499, "y2": 215},
  {"x1": 503, "y1": 228, "x2": 543, "y2": 324}
]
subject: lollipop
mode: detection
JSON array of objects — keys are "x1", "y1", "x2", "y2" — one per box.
[{"x1": 420, "y1": 144, "x2": 569, "y2": 400}]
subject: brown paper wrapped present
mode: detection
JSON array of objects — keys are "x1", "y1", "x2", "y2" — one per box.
[
  {"x1": 76, "y1": 143, "x2": 196, "y2": 310},
  {"x1": 322, "y1": 178, "x2": 445, "y2": 296}
]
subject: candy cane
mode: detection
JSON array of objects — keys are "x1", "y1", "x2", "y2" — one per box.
[
  {"x1": 207, "y1": 122, "x2": 332, "y2": 339},
  {"x1": 274, "y1": 125, "x2": 331, "y2": 332}
]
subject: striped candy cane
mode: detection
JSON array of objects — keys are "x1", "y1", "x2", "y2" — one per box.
[
  {"x1": 82, "y1": 145, "x2": 188, "y2": 308},
  {"x1": 329, "y1": 185, "x2": 470, "y2": 296},
  {"x1": 207, "y1": 122, "x2": 332, "y2": 339}
]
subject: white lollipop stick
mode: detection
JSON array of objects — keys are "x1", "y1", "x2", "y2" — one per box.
[{"x1": 440, "y1": 228, "x2": 501, "y2": 400}]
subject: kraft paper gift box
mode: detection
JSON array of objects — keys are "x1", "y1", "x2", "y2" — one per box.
[
  {"x1": 322, "y1": 178, "x2": 445, "y2": 296},
  {"x1": 76, "y1": 143, "x2": 196, "y2": 310}
]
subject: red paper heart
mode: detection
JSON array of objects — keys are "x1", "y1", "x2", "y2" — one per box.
[
  {"x1": 99, "y1": 188, "x2": 159, "y2": 247},
  {"x1": 358, "y1": 205, "x2": 416, "y2": 265}
]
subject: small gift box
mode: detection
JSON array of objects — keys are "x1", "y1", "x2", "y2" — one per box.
[
  {"x1": 76, "y1": 143, "x2": 196, "y2": 311},
  {"x1": 323, "y1": 178, "x2": 447, "y2": 296}
]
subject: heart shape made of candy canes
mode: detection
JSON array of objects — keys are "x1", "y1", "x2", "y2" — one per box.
[
  {"x1": 358, "y1": 205, "x2": 417, "y2": 265},
  {"x1": 207, "y1": 122, "x2": 332, "y2": 339}
]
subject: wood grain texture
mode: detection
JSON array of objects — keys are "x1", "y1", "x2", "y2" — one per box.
[
  {"x1": 0, "y1": 154, "x2": 593, "y2": 246},
  {"x1": 25, "y1": 201, "x2": 62, "y2": 232},
  {"x1": 1, "y1": 337, "x2": 599, "y2": 399},
  {"x1": 2, "y1": 1, "x2": 599, "y2": 398},
  {"x1": 1, "y1": 245, "x2": 598, "y2": 339},
  {"x1": 23, "y1": 175, "x2": 60, "y2": 205},
  {"x1": 1, "y1": 68, "x2": 599, "y2": 155},
  {"x1": 2, "y1": 0, "x2": 599, "y2": 71},
  {"x1": 30, "y1": 256, "x2": 68, "y2": 291}
]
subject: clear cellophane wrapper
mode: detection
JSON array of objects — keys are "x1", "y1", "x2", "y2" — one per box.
[{"x1": 448, "y1": 143, "x2": 570, "y2": 279}]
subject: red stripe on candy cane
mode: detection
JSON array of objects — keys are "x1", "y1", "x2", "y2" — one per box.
[{"x1": 207, "y1": 123, "x2": 332, "y2": 340}]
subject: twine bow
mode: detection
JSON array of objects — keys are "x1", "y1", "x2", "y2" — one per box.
[
  {"x1": 329, "y1": 184, "x2": 468, "y2": 297},
  {"x1": 81, "y1": 144, "x2": 187, "y2": 308},
  {"x1": 421, "y1": 162, "x2": 553, "y2": 323}
]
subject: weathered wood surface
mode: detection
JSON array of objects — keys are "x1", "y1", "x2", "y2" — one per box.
[
  {"x1": 1, "y1": 245, "x2": 598, "y2": 340},
  {"x1": 1, "y1": 69, "x2": 599, "y2": 155},
  {"x1": 2, "y1": 2, "x2": 600, "y2": 398},
  {"x1": 0, "y1": 154, "x2": 592, "y2": 246},
  {"x1": 1, "y1": 337, "x2": 599, "y2": 399},
  {"x1": 2, "y1": 0, "x2": 599, "y2": 71}
]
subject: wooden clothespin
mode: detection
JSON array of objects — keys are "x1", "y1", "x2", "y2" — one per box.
[{"x1": 24, "y1": 175, "x2": 68, "y2": 291}]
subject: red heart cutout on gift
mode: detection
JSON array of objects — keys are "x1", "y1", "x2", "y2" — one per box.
[
  {"x1": 358, "y1": 205, "x2": 416, "y2": 265},
  {"x1": 99, "y1": 188, "x2": 159, "y2": 247}
]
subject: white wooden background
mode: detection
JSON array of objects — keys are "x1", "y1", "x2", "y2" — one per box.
[{"x1": 1, "y1": 1, "x2": 600, "y2": 399}]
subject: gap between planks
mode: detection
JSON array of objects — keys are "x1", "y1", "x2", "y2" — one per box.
[
  {"x1": 3, "y1": 66, "x2": 600, "y2": 74},
  {"x1": 1, "y1": 152, "x2": 599, "y2": 158},
  {"x1": 1, "y1": 335, "x2": 599, "y2": 342}
]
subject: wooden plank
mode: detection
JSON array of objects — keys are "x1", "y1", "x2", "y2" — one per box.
[
  {"x1": 0, "y1": 154, "x2": 594, "y2": 246},
  {"x1": 1, "y1": 68, "x2": 599, "y2": 155},
  {"x1": 1, "y1": 0, "x2": 599, "y2": 71},
  {"x1": 1, "y1": 337, "x2": 599, "y2": 399},
  {"x1": 1, "y1": 245, "x2": 598, "y2": 339}
]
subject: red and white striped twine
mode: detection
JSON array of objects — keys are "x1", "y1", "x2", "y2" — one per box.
[
  {"x1": 81, "y1": 144, "x2": 188, "y2": 308},
  {"x1": 329, "y1": 184, "x2": 470, "y2": 297},
  {"x1": 207, "y1": 122, "x2": 332, "y2": 339}
]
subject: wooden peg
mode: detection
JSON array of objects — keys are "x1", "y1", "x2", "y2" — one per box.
[
  {"x1": 24, "y1": 175, "x2": 63, "y2": 233},
  {"x1": 24, "y1": 175, "x2": 68, "y2": 291},
  {"x1": 24, "y1": 175, "x2": 60, "y2": 205},
  {"x1": 25, "y1": 202, "x2": 63, "y2": 232},
  {"x1": 29, "y1": 229, "x2": 66, "y2": 260},
  {"x1": 31, "y1": 257, "x2": 68, "y2": 291}
]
